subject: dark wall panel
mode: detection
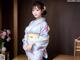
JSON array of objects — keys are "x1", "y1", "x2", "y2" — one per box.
[
  {"x1": 2, "y1": 0, "x2": 13, "y2": 29},
  {"x1": 56, "y1": 2, "x2": 80, "y2": 55}
]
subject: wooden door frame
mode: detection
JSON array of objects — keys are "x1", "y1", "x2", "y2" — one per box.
[{"x1": 13, "y1": 0, "x2": 18, "y2": 57}]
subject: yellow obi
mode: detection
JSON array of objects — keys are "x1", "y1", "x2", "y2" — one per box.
[{"x1": 27, "y1": 33, "x2": 39, "y2": 40}]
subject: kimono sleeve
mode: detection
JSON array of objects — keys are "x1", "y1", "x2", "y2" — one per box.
[
  {"x1": 35, "y1": 22, "x2": 50, "y2": 42},
  {"x1": 22, "y1": 29, "x2": 28, "y2": 45},
  {"x1": 34, "y1": 22, "x2": 50, "y2": 50}
]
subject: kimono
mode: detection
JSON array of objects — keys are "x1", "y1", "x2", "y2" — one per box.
[{"x1": 22, "y1": 17, "x2": 50, "y2": 60}]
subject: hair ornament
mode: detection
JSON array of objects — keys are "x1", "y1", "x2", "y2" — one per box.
[{"x1": 43, "y1": 5, "x2": 46, "y2": 11}]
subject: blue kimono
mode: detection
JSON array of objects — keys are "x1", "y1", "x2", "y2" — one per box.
[{"x1": 22, "y1": 17, "x2": 50, "y2": 60}]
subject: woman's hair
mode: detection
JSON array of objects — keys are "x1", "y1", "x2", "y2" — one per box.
[{"x1": 32, "y1": 1, "x2": 47, "y2": 16}]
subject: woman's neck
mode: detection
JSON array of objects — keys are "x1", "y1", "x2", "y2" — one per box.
[{"x1": 35, "y1": 17, "x2": 43, "y2": 20}]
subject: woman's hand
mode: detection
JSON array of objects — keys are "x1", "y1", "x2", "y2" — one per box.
[
  {"x1": 27, "y1": 45, "x2": 32, "y2": 51},
  {"x1": 23, "y1": 44, "x2": 32, "y2": 51}
]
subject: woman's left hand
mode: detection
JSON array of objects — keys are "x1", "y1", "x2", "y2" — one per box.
[
  {"x1": 23, "y1": 44, "x2": 32, "y2": 51},
  {"x1": 27, "y1": 45, "x2": 32, "y2": 51}
]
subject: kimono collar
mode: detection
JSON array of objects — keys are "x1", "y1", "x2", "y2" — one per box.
[{"x1": 34, "y1": 17, "x2": 46, "y2": 23}]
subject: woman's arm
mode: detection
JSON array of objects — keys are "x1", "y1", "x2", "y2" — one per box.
[
  {"x1": 34, "y1": 22, "x2": 50, "y2": 50},
  {"x1": 35, "y1": 22, "x2": 50, "y2": 42},
  {"x1": 22, "y1": 34, "x2": 28, "y2": 45}
]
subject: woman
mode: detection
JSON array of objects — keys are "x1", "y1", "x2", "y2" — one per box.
[{"x1": 22, "y1": 1, "x2": 50, "y2": 60}]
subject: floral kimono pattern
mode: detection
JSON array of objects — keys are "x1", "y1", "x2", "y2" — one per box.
[{"x1": 22, "y1": 17, "x2": 50, "y2": 60}]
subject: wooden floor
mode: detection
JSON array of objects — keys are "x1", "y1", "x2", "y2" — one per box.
[
  {"x1": 12, "y1": 54, "x2": 27, "y2": 60},
  {"x1": 12, "y1": 54, "x2": 80, "y2": 60},
  {"x1": 53, "y1": 54, "x2": 80, "y2": 60}
]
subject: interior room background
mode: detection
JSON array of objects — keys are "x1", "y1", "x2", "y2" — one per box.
[{"x1": 0, "y1": 0, "x2": 80, "y2": 60}]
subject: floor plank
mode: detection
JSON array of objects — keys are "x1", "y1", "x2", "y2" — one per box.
[
  {"x1": 12, "y1": 54, "x2": 27, "y2": 60},
  {"x1": 53, "y1": 55, "x2": 80, "y2": 60}
]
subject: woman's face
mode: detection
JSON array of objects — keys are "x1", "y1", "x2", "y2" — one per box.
[{"x1": 32, "y1": 6, "x2": 42, "y2": 19}]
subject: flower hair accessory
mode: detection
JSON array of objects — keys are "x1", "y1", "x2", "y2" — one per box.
[{"x1": 43, "y1": 5, "x2": 46, "y2": 11}]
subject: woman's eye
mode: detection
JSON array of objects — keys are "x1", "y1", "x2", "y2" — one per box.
[{"x1": 37, "y1": 10, "x2": 39, "y2": 11}]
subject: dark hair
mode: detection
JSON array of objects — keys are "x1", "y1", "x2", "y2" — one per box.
[{"x1": 32, "y1": 1, "x2": 47, "y2": 16}]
